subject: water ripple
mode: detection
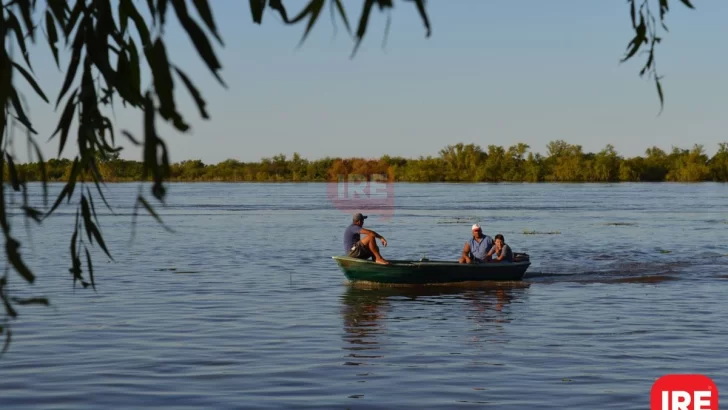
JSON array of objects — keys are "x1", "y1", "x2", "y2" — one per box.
[{"x1": 2, "y1": 183, "x2": 727, "y2": 409}]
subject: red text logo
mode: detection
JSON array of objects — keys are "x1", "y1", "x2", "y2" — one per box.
[
  {"x1": 326, "y1": 173, "x2": 394, "y2": 222},
  {"x1": 651, "y1": 374, "x2": 719, "y2": 410}
]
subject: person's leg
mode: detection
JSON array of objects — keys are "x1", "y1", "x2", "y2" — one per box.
[
  {"x1": 349, "y1": 241, "x2": 375, "y2": 260},
  {"x1": 360, "y1": 235, "x2": 389, "y2": 264}
]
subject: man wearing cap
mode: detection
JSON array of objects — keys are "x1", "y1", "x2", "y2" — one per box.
[
  {"x1": 343, "y1": 213, "x2": 390, "y2": 265},
  {"x1": 458, "y1": 223, "x2": 494, "y2": 264}
]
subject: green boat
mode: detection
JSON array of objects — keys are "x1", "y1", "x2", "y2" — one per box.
[{"x1": 332, "y1": 253, "x2": 531, "y2": 284}]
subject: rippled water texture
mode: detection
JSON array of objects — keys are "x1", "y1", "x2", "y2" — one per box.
[{"x1": 2, "y1": 182, "x2": 727, "y2": 409}]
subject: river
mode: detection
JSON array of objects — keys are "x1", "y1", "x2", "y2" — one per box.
[{"x1": 2, "y1": 182, "x2": 726, "y2": 409}]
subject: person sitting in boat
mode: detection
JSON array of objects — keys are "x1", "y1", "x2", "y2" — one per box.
[
  {"x1": 343, "y1": 213, "x2": 390, "y2": 265},
  {"x1": 458, "y1": 223, "x2": 494, "y2": 264},
  {"x1": 486, "y1": 234, "x2": 513, "y2": 263}
]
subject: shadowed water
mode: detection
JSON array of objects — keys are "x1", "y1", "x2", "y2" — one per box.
[{"x1": 2, "y1": 182, "x2": 727, "y2": 409}]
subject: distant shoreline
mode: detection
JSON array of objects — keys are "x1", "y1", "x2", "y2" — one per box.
[{"x1": 6, "y1": 141, "x2": 728, "y2": 183}]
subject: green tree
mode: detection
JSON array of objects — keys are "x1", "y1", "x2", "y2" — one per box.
[
  {"x1": 642, "y1": 147, "x2": 670, "y2": 181},
  {"x1": 708, "y1": 143, "x2": 728, "y2": 182},
  {"x1": 592, "y1": 145, "x2": 621, "y2": 182},
  {"x1": 0, "y1": 0, "x2": 700, "y2": 354},
  {"x1": 666, "y1": 145, "x2": 710, "y2": 182}
]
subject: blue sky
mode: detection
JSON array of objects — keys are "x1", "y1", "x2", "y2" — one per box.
[{"x1": 12, "y1": 0, "x2": 728, "y2": 164}]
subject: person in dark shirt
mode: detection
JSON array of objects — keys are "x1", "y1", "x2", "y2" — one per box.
[
  {"x1": 486, "y1": 234, "x2": 513, "y2": 263},
  {"x1": 343, "y1": 213, "x2": 390, "y2": 265}
]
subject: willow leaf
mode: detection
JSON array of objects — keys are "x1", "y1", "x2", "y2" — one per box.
[
  {"x1": 352, "y1": 0, "x2": 375, "y2": 58},
  {"x1": 297, "y1": 0, "x2": 325, "y2": 47},
  {"x1": 10, "y1": 297, "x2": 50, "y2": 306},
  {"x1": 85, "y1": 246, "x2": 95, "y2": 291},
  {"x1": 137, "y1": 195, "x2": 175, "y2": 233},
  {"x1": 411, "y1": 0, "x2": 431, "y2": 37},
  {"x1": 51, "y1": 89, "x2": 78, "y2": 158},
  {"x1": 11, "y1": 61, "x2": 49, "y2": 103},
  {"x1": 45, "y1": 11, "x2": 60, "y2": 68},
  {"x1": 89, "y1": 222, "x2": 113, "y2": 261},
  {"x1": 250, "y1": 0, "x2": 265, "y2": 23},
  {"x1": 171, "y1": 0, "x2": 225, "y2": 87},
  {"x1": 333, "y1": 0, "x2": 352, "y2": 35},
  {"x1": 4, "y1": 154, "x2": 21, "y2": 192},
  {"x1": 5, "y1": 12, "x2": 33, "y2": 71},
  {"x1": 193, "y1": 0, "x2": 223, "y2": 44},
  {"x1": 173, "y1": 65, "x2": 209, "y2": 119},
  {"x1": 10, "y1": 87, "x2": 37, "y2": 134},
  {"x1": 6, "y1": 237, "x2": 35, "y2": 284},
  {"x1": 28, "y1": 137, "x2": 48, "y2": 207},
  {"x1": 150, "y1": 39, "x2": 188, "y2": 131},
  {"x1": 80, "y1": 195, "x2": 94, "y2": 243},
  {"x1": 56, "y1": 24, "x2": 84, "y2": 109}
]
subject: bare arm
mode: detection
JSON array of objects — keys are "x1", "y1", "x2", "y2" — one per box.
[
  {"x1": 359, "y1": 227, "x2": 382, "y2": 239},
  {"x1": 360, "y1": 227, "x2": 387, "y2": 246},
  {"x1": 485, "y1": 246, "x2": 496, "y2": 261},
  {"x1": 461, "y1": 242, "x2": 471, "y2": 262}
]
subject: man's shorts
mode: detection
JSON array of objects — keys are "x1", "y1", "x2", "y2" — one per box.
[{"x1": 348, "y1": 241, "x2": 373, "y2": 260}]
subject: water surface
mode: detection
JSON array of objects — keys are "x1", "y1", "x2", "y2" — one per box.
[{"x1": 2, "y1": 182, "x2": 727, "y2": 409}]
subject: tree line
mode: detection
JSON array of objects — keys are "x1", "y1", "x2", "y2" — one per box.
[{"x1": 7, "y1": 140, "x2": 728, "y2": 183}]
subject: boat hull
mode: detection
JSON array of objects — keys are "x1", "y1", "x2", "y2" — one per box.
[{"x1": 332, "y1": 255, "x2": 531, "y2": 284}]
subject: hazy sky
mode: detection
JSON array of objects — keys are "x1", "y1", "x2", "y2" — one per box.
[{"x1": 12, "y1": 1, "x2": 728, "y2": 164}]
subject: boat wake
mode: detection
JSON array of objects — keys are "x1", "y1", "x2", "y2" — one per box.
[{"x1": 523, "y1": 252, "x2": 728, "y2": 284}]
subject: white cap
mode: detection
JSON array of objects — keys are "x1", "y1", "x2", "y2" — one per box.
[{"x1": 472, "y1": 224, "x2": 481, "y2": 231}]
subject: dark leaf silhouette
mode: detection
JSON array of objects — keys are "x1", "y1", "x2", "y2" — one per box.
[
  {"x1": 193, "y1": 0, "x2": 223, "y2": 44},
  {"x1": 290, "y1": 0, "x2": 326, "y2": 47},
  {"x1": 11, "y1": 61, "x2": 48, "y2": 103},
  {"x1": 85, "y1": 246, "x2": 96, "y2": 291},
  {"x1": 171, "y1": 0, "x2": 225, "y2": 87},
  {"x1": 45, "y1": 11, "x2": 60, "y2": 67},
  {"x1": 138, "y1": 195, "x2": 175, "y2": 233},
  {"x1": 5, "y1": 154, "x2": 21, "y2": 192},
  {"x1": 6, "y1": 237, "x2": 35, "y2": 284},
  {"x1": 56, "y1": 22, "x2": 84, "y2": 108},
  {"x1": 250, "y1": 0, "x2": 265, "y2": 23},
  {"x1": 352, "y1": 0, "x2": 375, "y2": 58},
  {"x1": 333, "y1": 0, "x2": 352, "y2": 35},
  {"x1": 122, "y1": 130, "x2": 142, "y2": 146},
  {"x1": 5, "y1": 12, "x2": 33, "y2": 71},
  {"x1": 10, "y1": 87, "x2": 37, "y2": 134},
  {"x1": 22, "y1": 206, "x2": 44, "y2": 223},
  {"x1": 51, "y1": 90, "x2": 78, "y2": 158},
  {"x1": 11, "y1": 297, "x2": 50, "y2": 306},
  {"x1": 150, "y1": 39, "x2": 188, "y2": 131},
  {"x1": 656, "y1": 76, "x2": 664, "y2": 113},
  {"x1": 173, "y1": 65, "x2": 209, "y2": 119},
  {"x1": 410, "y1": 0, "x2": 431, "y2": 37}
]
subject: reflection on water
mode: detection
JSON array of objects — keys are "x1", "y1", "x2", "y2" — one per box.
[{"x1": 340, "y1": 282, "x2": 531, "y2": 365}]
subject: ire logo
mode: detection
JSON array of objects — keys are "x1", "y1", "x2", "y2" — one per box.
[
  {"x1": 326, "y1": 173, "x2": 394, "y2": 222},
  {"x1": 651, "y1": 374, "x2": 719, "y2": 410}
]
